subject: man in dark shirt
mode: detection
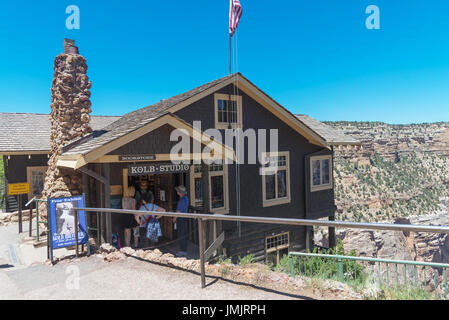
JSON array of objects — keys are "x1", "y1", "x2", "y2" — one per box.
[{"x1": 173, "y1": 185, "x2": 189, "y2": 257}]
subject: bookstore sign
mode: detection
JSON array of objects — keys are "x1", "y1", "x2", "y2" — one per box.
[
  {"x1": 128, "y1": 163, "x2": 190, "y2": 176},
  {"x1": 119, "y1": 154, "x2": 156, "y2": 161}
]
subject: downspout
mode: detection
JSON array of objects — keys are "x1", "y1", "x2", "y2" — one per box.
[{"x1": 328, "y1": 145, "x2": 336, "y2": 248}]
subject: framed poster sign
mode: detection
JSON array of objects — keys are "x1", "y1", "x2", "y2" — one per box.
[{"x1": 48, "y1": 195, "x2": 88, "y2": 249}]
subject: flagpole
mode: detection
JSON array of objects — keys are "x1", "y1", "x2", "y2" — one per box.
[{"x1": 229, "y1": 35, "x2": 232, "y2": 75}]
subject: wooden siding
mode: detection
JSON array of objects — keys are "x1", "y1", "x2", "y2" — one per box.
[
  {"x1": 3, "y1": 154, "x2": 48, "y2": 212},
  {"x1": 176, "y1": 83, "x2": 335, "y2": 256},
  {"x1": 87, "y1": 83, "x2": 336, "y2": 257}
]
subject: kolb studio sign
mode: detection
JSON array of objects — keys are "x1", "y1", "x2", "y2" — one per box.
[
  {"x1": 48, "y1": 195, "x2": 88, "y2": 249},
  {"x1": 128, "y1": 163, "x2": 190, "y2": 176}
]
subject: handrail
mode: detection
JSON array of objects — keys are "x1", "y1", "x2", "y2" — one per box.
[
  {"x1": 73, "y1": 207, "x2": 449, "y2": 234},
  {"x1": 288, "y1": 251, "x2": 449, "y2": 298},
  {"x1": 289, "y1": 251, "x2": 449, "y2": 269},
  {"x1": 71, "y1": 206, "x2": 449, "y2": 291},
  {"x1": 33, "y1": 198, "x2": 47, "y2": 242}
]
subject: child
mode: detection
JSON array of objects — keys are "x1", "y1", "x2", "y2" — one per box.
[{"x1": 139, "y1": 192, "x2": 166, "y2": 244}]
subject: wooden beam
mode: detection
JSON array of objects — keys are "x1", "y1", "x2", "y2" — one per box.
[
  {"x1": 204, "y1": 231, "x2": 225, "y2": 261},
  {"x1": 78, "y1": 167, "x2": 108, "y2": 185},
  {"x1": 103, "y1": 163, "x2": 112, "y2": 244}
]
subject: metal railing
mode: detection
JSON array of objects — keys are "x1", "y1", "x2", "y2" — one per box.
[
  {"x1": 72, "y1": 206, "x2": 449, "y2": 290},
  {"x1": 27, "y1": 198, "x2": 48, "y2": 242},
  {"x1": 288, "y1": 251, "x2": 449, "y2": 299}
]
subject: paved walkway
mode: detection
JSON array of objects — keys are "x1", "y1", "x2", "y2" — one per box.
[
  {"x1": 1, "y1": 255, "x2": 314, "y2": 300},
  {"x1": 0, "y1": 219, "x2": 74, "y2": 270},
  {"x1": 0, "y1": 222, "x2": 314, "y2": 300}
]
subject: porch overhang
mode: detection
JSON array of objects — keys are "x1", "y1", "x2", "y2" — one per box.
[{"x1": 56, "y1": 113, "x2": 236, "y2": 170}]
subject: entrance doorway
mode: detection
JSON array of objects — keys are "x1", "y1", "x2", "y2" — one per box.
[{"x1": 123, "y1": 168, "x2": 189, "y2": 241}]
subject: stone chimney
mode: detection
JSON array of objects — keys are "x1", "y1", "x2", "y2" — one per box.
[{"x1": 39, "y1": 39, "x2": 93, "y2": 218}]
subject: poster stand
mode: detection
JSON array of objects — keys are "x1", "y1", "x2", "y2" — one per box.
[{"x1": 47, "y1": 194, "x2": 89, "y2": 264}]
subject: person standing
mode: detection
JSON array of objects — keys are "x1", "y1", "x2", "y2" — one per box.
[
  {"x1": 121, "y1": 186, "x2": 139, "y2": 248},
  {"x1": 173, "y1": 185, "x2": 189, "y2": 257}
]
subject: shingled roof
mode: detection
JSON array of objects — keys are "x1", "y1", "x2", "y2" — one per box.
[
  {"x1": 60, "y1": 73, "x2": 361, "y2": 161},
  {"x1": 295, "y1": 114, "x2": 359, "y2": 145},
  {"x1": 0, "y1": 113, "x2": 120, "y2": 153},
  {"x1": 62, "y1": 74, "x2": 236, "y2": 156}
]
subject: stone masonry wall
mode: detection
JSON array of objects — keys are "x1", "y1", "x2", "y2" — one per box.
[{"x1": 39, "y1": 39, "x2": 92, "y2": 219}]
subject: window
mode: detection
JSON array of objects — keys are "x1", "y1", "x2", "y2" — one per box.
[
  {"x1": 310, "y1": 155, "x2": 333, "y2": 192},
  {"x1": 214, "y1": 93, "x2": 242, "y2": 129},
  {"x1": 189, "y1": 163, "x2": 229, "y2": 213},
  {"x1": 192, "y1": 164, "x2": 204, "y2": 207},
  {"x1": 261, "y1": 152, "x2": 291, "y2": 207},
  {"x1": 266, "y1": 232, "x2": 290, "y2": 265},
  {"x1": 26, "y1": 166, "x2": 47, "y2": 199}
]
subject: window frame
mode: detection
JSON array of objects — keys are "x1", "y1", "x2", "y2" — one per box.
[
  {"x1": 189, "y1": 163, "x2": 229, "y2": 214},
  {"x1": 261, "y1": 151, "x2": 291, "y2": 207},
  {"x1": 310, "y1": 154, "x2": 333, "y2": 192},
  {"x1": 265, "y1": 231, "x2": 290, "y2": 265},
  {"x1": 26, "y1": 166, "x2": 47, "y2": 199},
  {"x1": 214, "y1": 93, "x2": 243, "y2": 129}
]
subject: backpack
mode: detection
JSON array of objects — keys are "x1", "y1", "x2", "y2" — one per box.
[
  {"x1": 143, "y1": 203, "x2": 163, "y2": 242},
  {"x1": 112, "y1": 233, "x2": 121, "y2": 249}
]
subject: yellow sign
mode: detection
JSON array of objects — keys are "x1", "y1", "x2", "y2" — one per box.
[{"x1": 8, "y1": 183, "x2": 30, "y2": 196}]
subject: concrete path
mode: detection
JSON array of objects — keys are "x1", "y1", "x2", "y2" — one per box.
[
  {"x1": 0, "y1": 220, "x2": 75, "y2": 270},
  {"x1": 0, "y1": 255, "x2": 312, "y2": 300},
  {"x1": 0, "y1": 222, "x2": 313, "y2": 300}
]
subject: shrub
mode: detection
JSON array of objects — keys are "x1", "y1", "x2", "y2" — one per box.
[
  {"x1": 281, "y1": 240, "x2": 368, "y2": 289},
  {"x1": 216, "y1": 255, "x2": 232, "y2": 265},
  {"x1": 375, "y1": 285, "x2": 441, "y2": 300},
  {"x1": 238, "y1": 254, "x2": 255, "y2": 266}
]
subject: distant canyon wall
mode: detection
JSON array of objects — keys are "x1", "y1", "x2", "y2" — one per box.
[{"x1": 327, "y1": 121, "x2": 449, "y2": 162}]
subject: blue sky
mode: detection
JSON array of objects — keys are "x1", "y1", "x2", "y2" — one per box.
[{"x1": 0, "y1": 1, "x2": 448, "y2": 124}]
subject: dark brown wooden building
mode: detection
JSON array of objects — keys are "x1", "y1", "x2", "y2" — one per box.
[
  {"x1": 1, "y1": 74, "x2": 359, "y2": 262},
  {"x1": 0, "y1": 113, "x2": 119, "y2": 212}
]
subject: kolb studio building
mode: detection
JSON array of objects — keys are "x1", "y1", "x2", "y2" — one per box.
[{"x1": 0, "y1": 73, "x2": 359, "y2": 263}]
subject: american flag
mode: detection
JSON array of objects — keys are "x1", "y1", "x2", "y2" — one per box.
[{"x1": 229, "y1": 0, "x2": 243, "y2": 37}]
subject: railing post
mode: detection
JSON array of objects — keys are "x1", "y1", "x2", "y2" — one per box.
[
  {"x1": 378, "y1": 262, "x2": 381, "y2": 287},
  {"x1": 29, "y1": 200, "x2": 33, "y2": 237},
  {"x1": 198, "y1": 218, "x2": 206, "y2": 289},
  {"x1": 18, "y1": 194, "x2": 22, "y2": 234},
  {"x1": 404, "y1": 264, "x2": 407, "y2": 286},
  {"x1": 289, "y1": 255, "x2": 294, "y2": 277},
  {"x1": 414, "y1": 265, "x2": 417, "y2": 287},
  {"x1": 75, "y1": 208, "x2": 79, "y2": 258},
  {"x1": 36, "y1": 200, "x2": 40, "y2": 242},
  {"x1": 434, "y1": 268, "x2": 437, "y2": 294},
  {"x1": 444, "y1": 268, "x2": 447, "y2": 299},
  {"x1": 395, "y1": 263, "x2": 398, "y2": 286},
  {"x1": 97, "y1": 212, "x2": 101, "y2": 246},
  {"x1": 338, "y1": 258, "x2": 344, "y2": 283},
  {"x1": 386, "y1": 263, "x2": 389, "y2": 288}
]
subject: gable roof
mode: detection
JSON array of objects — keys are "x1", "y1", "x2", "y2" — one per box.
[
  {"x1": 295, "y1": 114, "x2": 360, "y2": 146},
  {"x1": 0, "y1": 113, "x2": 120, "y2": 154},
  {"x1": 57, "y1": 112, "x2": 236, "y2": 169},
  {"x1": 60, "y1": 73, "x2": 338, "y2": 162},
  {"x1": 62, "y1": 74, "x2": 236, "y2": 157}
]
